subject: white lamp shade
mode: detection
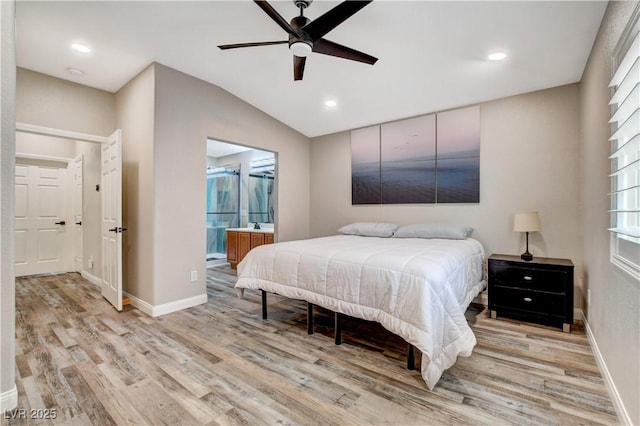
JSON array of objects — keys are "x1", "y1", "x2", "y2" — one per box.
[{"x1": 513, "y1": 212, "x2": 541, "y2": 232}]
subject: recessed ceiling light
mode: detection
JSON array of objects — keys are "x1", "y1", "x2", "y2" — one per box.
[
  {"x1": 488, "y1": 52, "x2": 507, "y2": 61},
  {"x1": 71, "y1": 43, "x2": 91, "y2": 54},
  {"x1": 324, "y1": 99, "x2": 337, "y2": 108},
  {"x1": 66, "y1": 67, "x2": 84, "y2": 76}
]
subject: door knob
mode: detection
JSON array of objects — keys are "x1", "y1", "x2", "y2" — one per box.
[
  {"x1": 75, "y1": 221, "x2": 82, "y2": 226},
  {"x1": 108, "y1": 227, "x2": 128, "y2": 233},
  {"x1": 55, "y1": 221, "x2": 66, "y2": 225}
]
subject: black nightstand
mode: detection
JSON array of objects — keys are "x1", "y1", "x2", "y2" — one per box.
[{"x1": 488, "y1": 254, "x2": 574, "y2": 332}]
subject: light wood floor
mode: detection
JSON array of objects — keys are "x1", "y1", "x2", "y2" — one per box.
[{"x1": 4, "y1": 267, "x2": 619, "y2": 425}]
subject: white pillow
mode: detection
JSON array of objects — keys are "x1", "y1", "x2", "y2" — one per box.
[
  {"x1": 392, "y1": 223, "x2": 473, "y2": 240},
  {"x1": 337, "y1": 222, "x2": 399, "y2": 238}
]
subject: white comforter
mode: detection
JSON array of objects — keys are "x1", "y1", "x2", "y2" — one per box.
[{"x1": 235, "y1": 235, "x2": 486, "y2": 389}]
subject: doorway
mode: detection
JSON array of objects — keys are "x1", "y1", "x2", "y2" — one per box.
[
  {"x1": 206, "y1": 138, "x2": 276, "y2": 267},
  {"x1": 14, "y1": 126, "x2": 102, "y2": 280},
  {"x1": 15, "y1": 124, "x2": 125, "y2": 311}
]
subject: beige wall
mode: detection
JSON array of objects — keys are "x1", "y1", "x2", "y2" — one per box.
[
  {"x1": 152, "y1": 63, "x2": 310, "y2": 306},
  {"x1": 311, "y1": 84, "x2": 583, "y2": 304},
  {"x1": 0, "y1": 0, "x2": 16, "y2": 410},
  {"x1": 580, "y1": 2, "x2": 639, "y2": 424},
  {"x1": 115, "y1": 64, "x2": 156, "y2": 303},
  {"x1": 16, "y1": 133, "x2": 75, "y2": 158},
  {"x1": 16, "y1": 68, "x2": 114, "y2": 136}
]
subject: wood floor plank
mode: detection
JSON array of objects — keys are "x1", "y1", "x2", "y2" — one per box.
[
  {"x1": 119, "y1": 327, "x2": 215, "y2": 398},
  {"x1": 74, "y1": 361, "x2": 151, "y2": 426},
  {"x1": 222, "y1": 356, "x2": 364, "y2": 426},
  {"x1": 121, "y1": 378, "x2": 202, "y2": 426},
  {"x1": 49, "y1": 323, "x2": 78, "y2": 349},
  {"x1": 6, "y1": 269, "x2": 620, "y2": 425},
  {"x1": 60, "y1": 365, "x2": 116, "y2": 425}
]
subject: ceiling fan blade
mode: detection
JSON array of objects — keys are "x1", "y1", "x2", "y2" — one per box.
[
  {"x1": 218, "y1": 40, "x2": 288, "y2": 50},
  {"x1": 294, "y1": 56, "x2": 306, "y2": 81},
  {"x1": 312, "y1": 38, "x2": 377, "y2": 65},
  {"x1": 303, "y1": 1, "x2": 373, "y2": 41},
  {"x1": 254, "y1": 0, "x2": 296, "y2": 35}
]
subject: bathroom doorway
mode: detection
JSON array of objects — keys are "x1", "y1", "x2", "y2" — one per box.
[{"x1": 206, "y1": 139, "x2": 276, "y2": 267}]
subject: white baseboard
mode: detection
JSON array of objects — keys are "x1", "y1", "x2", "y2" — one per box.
[
  {"x1": 123, "y1": 292, "x2": 207, "y2": 317},
  {"x1": 573, "y1": 307, "x2": 582, "y2": 323},
  {"x1": 1, "y1": 385, "x2": 17, "y2": 413},
  {"x1": 581, "y1": 310, "x2": 632, "y2": 425},
  {"x1": 81, "y1": 270, "x2": 101, "y2": 286}
]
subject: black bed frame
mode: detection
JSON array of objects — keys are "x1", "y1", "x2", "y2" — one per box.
[{"x1": 261, "y1": 290, "x2": 416, "y2": 371}]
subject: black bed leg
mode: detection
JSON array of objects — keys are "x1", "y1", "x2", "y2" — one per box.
[
  {"x1": 407, "y1": 343, "x2": 415, "y2": 370},
  {"x1": 261, "y1": 290, "x2": 267, "y2": 320},
  {"x1": 334, "y1": 312, "x2": 342, "y2": 345},
  {"x1": 307, "y1": 303, "x2": 314, "y2": 334}
]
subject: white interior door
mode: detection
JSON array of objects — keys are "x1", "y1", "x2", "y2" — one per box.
[
  {"x1": 15, "y1": 160, "x2": 71, "y2": 276},
  {"x1": 71, "y1": 155, "x2": 83, "y2": 272},
  {"x1": 101, "y1": 130, "x2": 123, "y2": 311}
]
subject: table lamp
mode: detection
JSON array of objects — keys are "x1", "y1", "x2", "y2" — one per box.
[{"x1": 513, "y1": 212, "x2": 541, "y2": 261}]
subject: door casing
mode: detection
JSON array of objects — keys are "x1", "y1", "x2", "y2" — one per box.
[{"x1": 16, "y1": 123, "x2": 123, "y2": 312}]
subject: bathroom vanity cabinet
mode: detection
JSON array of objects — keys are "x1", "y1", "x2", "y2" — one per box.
[{"x1": 226, "y1": 228, "x2": 274, "y2": 269}]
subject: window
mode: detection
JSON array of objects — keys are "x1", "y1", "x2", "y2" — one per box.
[{"x1": 609, "y1": 7, "x2": 640, "y2": 279}]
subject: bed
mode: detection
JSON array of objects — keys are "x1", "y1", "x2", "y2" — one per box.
[{"x1": 235, "y1": 223, "x2": 486, "y2": 389}]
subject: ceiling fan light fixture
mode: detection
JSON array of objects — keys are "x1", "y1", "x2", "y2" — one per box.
[
  {"x1": 324, "y1": 99, "x2": 337, "y2": 108},
  {"x1": 71, "y1": 43, "x2": 91, "y2": 54},
  {"x1": 290, "y1": 41, "x2": 312, "y2": 57},
  {"x1": 488, "y1": 51, "x2": 507, "y2": 61}
]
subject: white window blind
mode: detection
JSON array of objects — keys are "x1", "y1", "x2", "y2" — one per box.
[{"x1": 609, "y1": 13, "x2": 640, "y2": 279}]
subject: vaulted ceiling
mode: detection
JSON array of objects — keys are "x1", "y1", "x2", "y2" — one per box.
[{"x1": 16, "y1": 1, "x2": 608, "y2": 137}]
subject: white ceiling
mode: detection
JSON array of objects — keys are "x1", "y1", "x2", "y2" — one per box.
[
  {"x1": 206, "y1": 139, "x2": 254, "y2": 158},
  {"x1": 15, "y1": 1, "x2": 607, "y2": 138}
]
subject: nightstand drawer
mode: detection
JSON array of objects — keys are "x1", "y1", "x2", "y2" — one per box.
[
  {"x1": 492, "y1": 286, "x2": 565, "y2": 318},
  {"x1": 489, "y1": 261, "x2": 569, "y2": 293}
]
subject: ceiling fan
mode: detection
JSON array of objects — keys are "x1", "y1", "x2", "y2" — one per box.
[{"x1": 217, "y1": 0, "x2": 378, "y2": 81}]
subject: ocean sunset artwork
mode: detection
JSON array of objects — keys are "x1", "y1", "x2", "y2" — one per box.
[
  {"x1": 351, "y1": 105, "x2": 479, "y2": 205},
  {"x1": 435, "y1": 106, "x2": 480, "y2": 203}
]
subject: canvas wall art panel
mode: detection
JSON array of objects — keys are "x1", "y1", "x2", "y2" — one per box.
[
  {"x1": 350, "y1": 105, "x2": 480, "y2": 205},
  {"x1": 351, "y1": 125, "x2": 381, "y2": 204},
  {"x1": 381, "y1": 114, "x2": 436, "y2": 204},
  {"x1": 435, "y1": 105, "x2": 480, "y2": 203}
]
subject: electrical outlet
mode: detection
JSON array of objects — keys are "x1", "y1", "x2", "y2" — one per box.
[{"x1": 190, "y1": 270, "x2": 198, "y2": 282}]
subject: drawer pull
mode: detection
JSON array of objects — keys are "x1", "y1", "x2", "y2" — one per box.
[
  {"x1": 523, "y1": 275, "x2": 533, "y2": 281},
  {"x1": 523, "y1": 297, "x2": 533, "y2": 302}
]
